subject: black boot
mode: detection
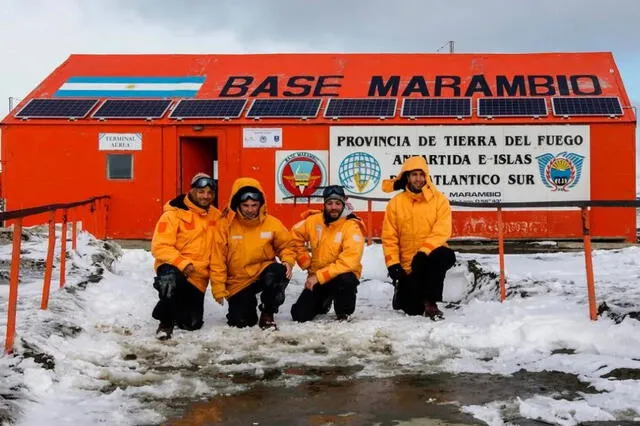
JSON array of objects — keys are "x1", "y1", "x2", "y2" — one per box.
[{"x1": 156, "y1": 321, "x2": 174, "y2": 340}]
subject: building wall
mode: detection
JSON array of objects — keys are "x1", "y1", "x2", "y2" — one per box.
[{"x1": 1, "y1": 121, "x2": 635, "y2": 240}]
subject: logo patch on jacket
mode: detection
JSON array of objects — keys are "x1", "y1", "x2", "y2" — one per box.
[
  {"x1": 260, "y1": 231, "x2": 273, "y2": 239},
  {"x1": 231, "y1": 235, "x2": 243, "y2": 240}
]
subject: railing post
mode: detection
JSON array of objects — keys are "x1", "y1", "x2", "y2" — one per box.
[
  {"x1": 5, "y1": 219, "x2": 23, "y2": 354},
  {"x1": 582, "y1": 207, "x2": 598, "y2": 320},
  {"x1": 60, "y1": 209, "x2": 68, "y2": 288},
  {"x1": 497, "y1": 207, "x2": 506, "y2": 302},
  {"x1": 71, "y1": 210, "x2": 78, "y2": 251},
  {"x1": 41, "y1": 211, "x2": 57, "y2": 310},
  {"x1": 104, "y1": 197, "x2": 110, "y2": 238},
  {"x1": 367, "y1": 199, "x2": 373, "y2": 246}
]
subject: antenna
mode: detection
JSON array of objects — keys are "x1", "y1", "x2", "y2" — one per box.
[{"x1": 437, "y1": 40, "x2": 455, "y2": 53}]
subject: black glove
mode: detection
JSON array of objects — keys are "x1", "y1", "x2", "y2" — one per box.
[
  {"x1": 387, "y1": 264, "x2": 406, "y2": 282},
  {"x1": 153, "y1": 272, "x2": 177, "y2": 300},
  {"x1": 410, "y1": 251, "x2": 429, "y2": 274}
]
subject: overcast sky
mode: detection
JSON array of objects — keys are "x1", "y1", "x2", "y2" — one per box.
[{"x1": 1, "y1": 0, "x2": 639, "y2": 117}]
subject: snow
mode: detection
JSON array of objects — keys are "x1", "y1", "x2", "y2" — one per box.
[{"x1": 1, "y1": 228, "x2": 640, "y2": 425}]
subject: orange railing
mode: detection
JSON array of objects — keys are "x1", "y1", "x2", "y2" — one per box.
[
  {"x1": 2, "y1": 196, "x2": 110, "y2": 354},
  {"x1": 289, "y1": 194, "x2": 639, "y2": 321}
]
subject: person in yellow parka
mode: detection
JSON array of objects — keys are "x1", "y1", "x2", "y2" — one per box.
[
  {"x1": 151, "y1": 173, "x2": 221, "y2": 340},
  {"x1": 381, "y1": 156, "x2": 456, "y2": 320},
  {"x1": 210, "y1": 177, "x2": 296, "y2": 330},
  {"x1": 290, "y1": 185, "x2": 365, "y2": 322}
]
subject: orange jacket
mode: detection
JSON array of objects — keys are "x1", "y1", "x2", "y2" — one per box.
[
  {"x1": 291, "y1": 210, "x2": 365, "y2": 284},
  {"x1": 210, "y1": 177, "x2": 296, "y2": 300},
  {"x1": 381, "y1": 156, "x2": 452, "y2": 272},
  {"x1": 151, "y1": 194, "x2": 222, "y2": 293}
]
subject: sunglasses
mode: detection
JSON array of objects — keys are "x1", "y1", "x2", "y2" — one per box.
[
  {"x1": 322, "y1": 185, "x2": 346, "y2": 198},
  {"x1": 239, "y1": 191, "x2": 262, "y2": 202},
  {"x1": 192, "y1": 177, "x2": 216, "y2": 189}
]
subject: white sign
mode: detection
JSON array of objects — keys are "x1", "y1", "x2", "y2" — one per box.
[
  {"x1": 99, "y1": 133, "x2": 142, "y2": 151},
  {"x1": 329, "y1": 125, "x2": 590, "y2": 211},
  {"x1": 243, "y1": 128, "x2": 282, "y2": 148},
  {"x1": 274, "y1": 150, "x2": 329, "y2": 203}
]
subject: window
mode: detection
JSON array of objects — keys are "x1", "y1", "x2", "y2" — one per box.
[{"x1": 107, "y1": 154, "x2": 133, "y2": 180}]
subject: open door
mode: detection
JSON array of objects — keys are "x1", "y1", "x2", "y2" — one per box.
[{"x1": 180, "y1": 137, "x2": 218, "y2": 207}]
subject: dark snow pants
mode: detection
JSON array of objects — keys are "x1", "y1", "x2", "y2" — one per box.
[
  {"x1": 290, "y1": 272, "x2": 359, "y2": 322},
  {"x1": 152, "y1": 264, "x2": 205, "y2": 330}
]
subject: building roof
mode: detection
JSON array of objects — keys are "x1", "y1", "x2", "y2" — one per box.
[{"x1": 2, "y1": 52, "x2": 635, "y2": 125}]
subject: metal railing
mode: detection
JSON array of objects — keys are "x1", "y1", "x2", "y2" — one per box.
[
  {"x1": 1, "y1": 196, "x2": 110, "y2": 354},
  {"x1": 287, "y1": 194, "x2": 640, "y2": 321}
]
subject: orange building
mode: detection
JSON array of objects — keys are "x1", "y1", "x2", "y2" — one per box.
[{"x1": 0, "y1": 53, "x2": 636, "y2": 240}]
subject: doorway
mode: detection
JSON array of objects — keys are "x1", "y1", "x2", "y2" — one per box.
[{"x1": 180, "y1": 137, "x2": 218, "y2": 207}]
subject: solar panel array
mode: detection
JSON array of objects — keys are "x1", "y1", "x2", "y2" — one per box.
[
  {"x1": 246, "y1": 99, "x2": 321, "y2": 118},
  {"x1": 12, "y1": 96, "x2": 627, "y2": 120},
  {"x1": 15, "y1": 98, "x2": 99, "y2": 119},
  {"x1": 170, "y1": 99, "x2": 247, "y2": 119},
  {"x1": 478, "y1": 98, "x2": 548, "y2": 117},
  {"x1": 552, "y1": 97, "x2": 623, "y2": 116},
  {"x1": 325, "y1": 98, "x2": 396, "y2": 118},
  {"x1": 401, "y1": 98, "x2": 472, "y2": 118},
  {"x1": 92, "y1": 100, "x2": 172, "y2": 119}
]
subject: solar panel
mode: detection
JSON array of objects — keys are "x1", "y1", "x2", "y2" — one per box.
[
  {"x1": 245, "y1": 99, "x2": 321, "y2": 118},
  {"x1": 324, "y1": 98, "x2": 396, "y2": 118},
  {"x1": 169, "y1": 99, "x2": 247, "y2": 119},
  {"x1": 14, "y1": 98, "x2": 99, "y2": 119},
  {"x1": 92, "y1": 99, "x2": 172, "y2": 119},
  {"x1": 478, "y1": 97, "x2": 547, "y2": 117},
  {"x1": 551, "y1": 97, "x2": 623, "y2": 116},
  {"x1": 401, "y1": 98, "x2": 472, "y2": 118}
]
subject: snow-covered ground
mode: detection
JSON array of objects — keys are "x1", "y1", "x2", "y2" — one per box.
[{"x1": 1, "y1": 227, "x2": 640, "y2": 425}]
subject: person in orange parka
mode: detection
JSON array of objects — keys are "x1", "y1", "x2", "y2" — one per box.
[
  {"x1": 210, "y1": 177, "x2": 296, "y2": 330},
  {"x1": 150, "y1": 173, "x2": 221, "y2": 340},
  {"x1": 381, "y1": 156, "x2": 456, "y2": 320},
  {"x1": 290, "y1": 185, "x2": 365, "y2": 322}
]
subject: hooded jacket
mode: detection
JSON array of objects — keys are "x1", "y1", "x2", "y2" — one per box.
[
  {"x1": 381, "y1": 156, "x2": 452, "y2": 272},
  {"x1": 151, "y1": 194, "x2": 222, "y2": 292},
  {"x1": 210, "y1": 177, "x2": 296, "y2": 300},
  {"x1": 291, "y1": 204, "x2": 365, "y2": 284}
]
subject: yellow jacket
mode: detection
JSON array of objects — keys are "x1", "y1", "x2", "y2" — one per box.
[
  {"x1": 210, "y1": 177, "x2": 296, "y2": 299},
  {"x1": 151, "y1": 194, "x2": 222, "y2": 293},
  {"x1": 291, "y1": 210, "x2": 365, "y2": 284},
  {"x1": 381, "y1": 156, "x2": 452, "y2": 272}
]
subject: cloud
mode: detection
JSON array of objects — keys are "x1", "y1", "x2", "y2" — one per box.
[{"x1": 1, "y1": 0, "x2": 639, "y2": 117}]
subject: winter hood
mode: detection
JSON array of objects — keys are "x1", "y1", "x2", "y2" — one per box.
[
  {"x1": 226, "y1": 177, "x2": 268, "y2": 221},
  {"x1": 381, "y1": 155, "x2": 440, "y2": 200}
]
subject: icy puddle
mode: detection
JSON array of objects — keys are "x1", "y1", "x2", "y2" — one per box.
[{"x1": 160, "y1": 370, "x2": 619, "y2": 425}]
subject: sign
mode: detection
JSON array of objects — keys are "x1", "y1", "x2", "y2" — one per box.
[
  {"x1": 275, "y1": 151, "x2": 328, "y2": 203},
  {"x1": 218, "y1": 74, "x2": 602, "y2": 98},
  {"x1": 329, "y1": 125, "x2": 590, "y2": 211},
  {"x1": 98, "y1": 133, "x2": 142, "y2": 151},
  {"x1": 243, "y1": 128, "x2": 282, "y2": 148}
]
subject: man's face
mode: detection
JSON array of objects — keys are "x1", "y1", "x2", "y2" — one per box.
[
  {"x1": 324, "y1": 199, "x2": 344, "y2": 220},
  {"x1": 190, "y1": 187, "x2": 214, "y2": 208},
  {"x1": 239, "y1": 199, "x2": 260, "y2": 219},
  {"x1": 407, "y1": 170, "x2": 426, "y2": 192}
]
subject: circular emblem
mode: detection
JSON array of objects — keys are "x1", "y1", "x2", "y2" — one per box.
[
  {"x1": 277, "y1": 152, "x2": 327, "y2": 199},
  {"x1": 259, "y1": 135, "x2": 267, "y2": 143},
  {"x1": 338, "y1": 152, "x2": 381, "y2": 194}
]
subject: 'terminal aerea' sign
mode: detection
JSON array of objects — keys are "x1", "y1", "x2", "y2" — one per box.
[{"x1": 99, "y1": 133, "x2": 143, "y2": 151}]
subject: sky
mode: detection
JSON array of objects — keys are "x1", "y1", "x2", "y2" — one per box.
[{"x1": 1, "y1": 0, "x2": 639, "y2": 117}]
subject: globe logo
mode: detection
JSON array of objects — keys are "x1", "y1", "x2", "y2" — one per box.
[{"x1": 338, "y1": 152, "x2": 382, "y2": 194}]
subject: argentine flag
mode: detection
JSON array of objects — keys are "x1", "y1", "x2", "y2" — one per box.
[{"x1": 54, "y1": 76, "x2": 205, "y2": 98}]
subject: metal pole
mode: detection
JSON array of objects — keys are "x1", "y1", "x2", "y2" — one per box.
[
  {"x1": 582, "y1": 207, "x2": 598, "y2": 320},
  {"x1": 8, "y1": 97, "x2": 14, "y2": 112},
  {"x1": 497, "y1": 207, "x2": 506, "y2": 301},
  {"x1": 5, "y1": 219, "x2": 23, "y2": 354},
  {"x1": 449, "y1": 40, "x2": 455, "y2": 53}
]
